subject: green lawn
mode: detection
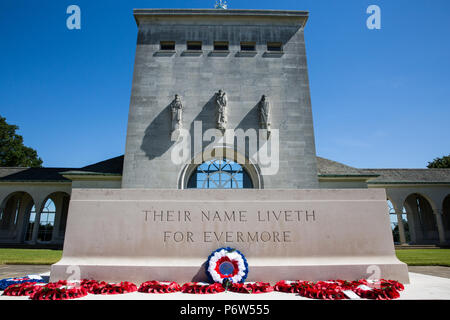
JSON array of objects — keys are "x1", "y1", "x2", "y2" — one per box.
[
  {"x1": 0, "y1": 248, "x2": 449, "y2": 266},
  {"x1": 0, "y1": 249, "x2": 62, "y2": 265},
  {"x1": 395, "y1": 249, "x2": 450, "y2": 266}
]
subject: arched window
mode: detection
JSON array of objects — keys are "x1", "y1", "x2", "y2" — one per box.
[
  {"x1": 38, "y1": 199, "x2": 56, "y2": 242},
  {"x1": 187, "y1": 158, "x2": 253, "y2": 189},
  {"x1": 25, "y1": 198, "x2": 56, "y2": 242}
]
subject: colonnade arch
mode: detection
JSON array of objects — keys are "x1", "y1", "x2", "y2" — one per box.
[
  {"x1": 0, "y1": 189, "x2": 70, "y2": 246},
  {"x1": 385, "y1": 188, "x2": 448, "y2": 245},
  {"x1": 403, "y1": 193, "x2": 438, "y2": 244},
  {"x1": 0, "y1": 192, "x2": 34, "y2": 243}
]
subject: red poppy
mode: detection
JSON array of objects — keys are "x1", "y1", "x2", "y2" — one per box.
[{"x1": 138, "y1": 281, "x2": 181, "y2": 293}]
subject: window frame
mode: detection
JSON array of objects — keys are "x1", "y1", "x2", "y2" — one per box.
[
  {"x1": 267, "y1": 42, "x2": 283, "y2": 52},
  {"x1": 213, "y1": 41, "x2": 230, "y2": 52},
  {"x1": 186, "y1": 41, "x2": 203, "y2": 51},
  {"x1": 240, "y1": 41, "x2": 256, "y2": 52},
  {"x1": 187, "y1": 158, "x2": 254, "y2": 189},
  {"x1": 159, "y1": 41, "x2": 176, "y2": 51}
]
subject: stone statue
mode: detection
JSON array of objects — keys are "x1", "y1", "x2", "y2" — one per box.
[
  {"x1": 259, "y1": 95, "x2": 271, "y2": 137},
  {"x1": 170, "y1": 94, "x2": 183, "y2": 134},
  {"x1": 215, "y1": 89, "x2": 228, "y2": 131}
]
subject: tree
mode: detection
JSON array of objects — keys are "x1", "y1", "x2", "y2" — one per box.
[
  {"x1": 0, "y1": 116, "x2": 43, "y2": 167},
  {"x1": 427, "y1": 155, "x2": 450, "y2": 169}
]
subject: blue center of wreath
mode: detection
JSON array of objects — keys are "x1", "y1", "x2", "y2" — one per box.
[{"x1": 219, "y1": 261, "x2": 235, "y2": 276}]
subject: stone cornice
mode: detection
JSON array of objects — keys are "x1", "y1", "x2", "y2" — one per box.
[{"x1": 133, "y1": 9, "x2": 309, "y2": 27}]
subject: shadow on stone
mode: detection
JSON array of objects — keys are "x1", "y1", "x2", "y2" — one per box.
[
  {"x1": 234, "y1": 102, "x2": 260, "y2": 159},
  {"x1": 141, "y1": 104, "x2": 174, "y2": 160},
  {"x1": 236, "y1": 102, "x2": 259, "y2": 132},
  {"x1": 191, "y1": 262, "x2": 209, "y2": 282},
  {"x1": 189, "y1": 95, "x2": 222, "y2": 159}
]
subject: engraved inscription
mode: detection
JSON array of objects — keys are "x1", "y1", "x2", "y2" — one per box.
[{"x1": 142, "y1": 208, "x2": 317, "y2": 244}]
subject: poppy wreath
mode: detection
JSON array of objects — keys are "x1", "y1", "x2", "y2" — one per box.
[
  {"x1": 273, "y1": 280, "x2": 302, "y2": 293},
  {"x1": 362, "y1": 279, "x2": 404, "y2": 292},
  {"x1": 2, "y1": 282, "x2": 46, "y2": 297},
  {"x1": 29, "y1": 282, "x2": 88, "y2": 300},
  {"x1": 206, "y1": 247, "x2": 248, "y2": 284},
  {"x1": 296, "y1": 281, "x2": 348, "y2": 300},
  {"x1": 353, "y1": 279, "x2": 404, "y2": 300},
  {"x1": 138, "y1": 281, "x2": 181, "y2": 294},
  {"x1": 274, "y1": 279, "x2": 404, "y2": 300},
  {"x1": 229, "y1": 282, "x2": 274, "y2": 294},
  {"x1": 0, "y1": 275, "x2": 46, "y2": 291},
  {"x1": 180, "y1": 282, "x2": 225, "y2": 294},
  {"x1": 79, "y1": 279, "x2": 105, "y2": 293},
  {"x1": 43, "y1": 280, "x2": 70, "y2": 288},
  {"x1": 89, "y1": 281, "x2": 137, "y2": 295}
]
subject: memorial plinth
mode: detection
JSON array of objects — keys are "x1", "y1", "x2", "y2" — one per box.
[{"x1": 50, "y1": 189, "x2": 409, "y2": 284}]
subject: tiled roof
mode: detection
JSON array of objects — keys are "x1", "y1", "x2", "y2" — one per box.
[
  {"x1": 0, "y1": 155, "x2": 449, "y2": 185},
  {"x1": 316, "y1": 157, "x2": 450, "y2": 184},
  {"x1": 361, "y1": 168, "x2": 450, "y2": 184},
  {"x1": 0, "y1": 156, "x2": 124, "y2": 182},
  {"x1": 316, "y1": 157, "x2": 374, "y2": 176},
  {"x1": 0, "y1": 167, "x2": 73, "y2": 182},
  {"x1": 61, "y1": 155, "x2": 124, "y2": 175},
  {"x1": 0, "y1": 167, "x2": 28, "y2": 179}
]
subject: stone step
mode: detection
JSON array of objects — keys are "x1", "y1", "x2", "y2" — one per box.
[{"x1": 395, "y1": 244, "x2": 447, "y2": 250}]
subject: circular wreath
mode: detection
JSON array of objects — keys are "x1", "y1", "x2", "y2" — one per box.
[
  {"x1": 300, "y1": 281, "x2": 348, "y2": 300},
  {"x1": 229, "y1": 282, "x2": 273, "y2": 294},
  {"x1": 89, "y1": 281, "x2": 137, "y2": 295},
  {"x1": 206, "y1": 247, "x2": 248, "y2": 284},
  {"x1": 29, "y1": 281, "x2": 88, "y2": 300},
  {"x1": 180, "y1": 282, "x2": 225, "y2": 294},
  {"x1": 2, "y1": 282, "x2": 46, "y2": 297},
  {"x1": 273, "y1": 279, "x2": 404, "y2": 300},
  {"x1": 274, "y1": 280, "x2": 301, "y2": 293},
  {"x1": 353, "y1": 279, "x2": 404, "y2": 300},
  {"x1": 80, "y1": 279, "x2": 102, "y2": 293},
  {"x1": 138, "y1": 281, "x2": 181, "y2": 294}
]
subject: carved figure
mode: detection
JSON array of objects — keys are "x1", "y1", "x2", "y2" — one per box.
[
  {"x1": 170, "y1": 94, "x2": 183, "y2": 133},
  {"x1": 259, "y1": 95, "x2": 271, "y2": 136},
  {"x1": 215, "y1": 89, "x2": 228, "y2": 130}
]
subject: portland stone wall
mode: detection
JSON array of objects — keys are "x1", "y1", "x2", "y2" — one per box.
[{"x1": 122, "y1": 10, "x2": 319, "y2": 189}]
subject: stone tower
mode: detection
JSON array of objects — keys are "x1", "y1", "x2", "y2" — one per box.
[{"x1": 122, "y1": 9, "x2": 319, "y2": 189}]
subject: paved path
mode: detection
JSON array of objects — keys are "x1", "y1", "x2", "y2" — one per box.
[
  {"x1": 408, "y1": 266, "x2": 450, "y2": 279},
  {"x1": 0, "y1": 265, "x2": 50, "y2": 279}
]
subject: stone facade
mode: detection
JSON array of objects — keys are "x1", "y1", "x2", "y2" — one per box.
[
  {"x1": 50, "y1": 188, "x2": 409, "y2": 283},
  {"x1": 0, "y1": 158, "x2": 449, "y2": 248},
  {"x1": 122, "y1": 9, "x2": 319, "y2": 189},
  {"x1": 0, "y1": 10, "x2": 448, "y2": 250}
]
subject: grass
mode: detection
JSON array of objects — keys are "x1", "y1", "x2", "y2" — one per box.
[
  {"x1": 395, "y1": 249, "x2": 450, "y2": 267},
  {"x1": 0, "y1": 248, "x2": 449, "y2": 266},
  {"x1": 0, "y1": 249, "x2": 62, "y2": 265}
]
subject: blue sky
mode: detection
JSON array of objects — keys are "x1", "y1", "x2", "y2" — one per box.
[{"x1": 0, "y1": 0, "x2": 449, "y2": 169}]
